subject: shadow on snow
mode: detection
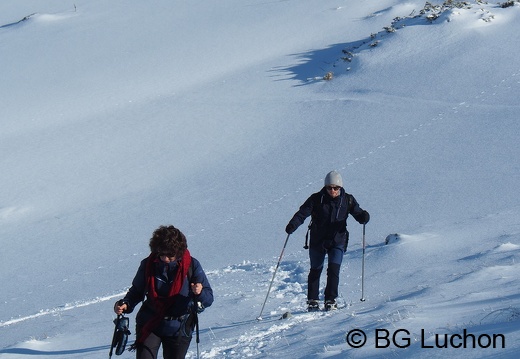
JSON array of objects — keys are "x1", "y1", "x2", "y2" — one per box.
[{"x1": 0, "y1": 345, "x2": 108, "y2": 356}]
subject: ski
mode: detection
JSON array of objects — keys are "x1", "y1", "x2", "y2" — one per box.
[{"x1": 278, "y1": 302, "x2": 349, "y2": 320}]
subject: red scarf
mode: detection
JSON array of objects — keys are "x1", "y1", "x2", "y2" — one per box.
[{"x1": 135, "y1": 249, "x2": 192, "y2": 345}]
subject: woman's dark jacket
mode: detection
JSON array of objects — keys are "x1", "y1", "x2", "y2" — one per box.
[
  {"x1": 121, "y1": 256, "x2": 213, "y2": 337},
  {"x1": 287, "y1": 187, "x2": 368, "y2": 250}
]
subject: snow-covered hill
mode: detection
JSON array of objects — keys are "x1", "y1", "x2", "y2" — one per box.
[{"x1": 1, "y1": 0, "x2": 519, "y2": 358}]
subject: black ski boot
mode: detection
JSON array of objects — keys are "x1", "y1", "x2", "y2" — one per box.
[
  {"x1": 307, "y1": 300, "x2": 320, "y2": 312},
  {"x1": 324, "y1": 299, "x2": 337, "y2": 311}
]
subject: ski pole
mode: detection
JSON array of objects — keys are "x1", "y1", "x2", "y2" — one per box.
[
  {"x1": 196, "y1": 316, "x2": 200, "y2": 359},
  {"x1": 193, "y1": 301, "x2": 200, "y2": 359},
  {"x1": 257, "y1": 234, "x2": 290, "y2": 320},
  {"x1": 360, "y1": 223, "x2": 366, "y2": 302}
]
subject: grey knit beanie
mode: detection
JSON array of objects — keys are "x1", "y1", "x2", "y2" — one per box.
[{"x1": 324, "y1": 171, "x2": 343, "y2": 187}]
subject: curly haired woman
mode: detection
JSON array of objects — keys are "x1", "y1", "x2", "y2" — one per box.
[{"x1": 114, "y1": 225, "x2": 213, "y2": 359}]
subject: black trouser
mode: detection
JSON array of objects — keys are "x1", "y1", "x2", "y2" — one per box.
[
  {"x1": 308, "y1": 246, "x2": 343, "y2": 301},
  {"x1": 136, "y1": 331, "x2": 191, "y2": 359}
]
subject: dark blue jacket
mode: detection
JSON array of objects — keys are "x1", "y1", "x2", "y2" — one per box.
[
  {"x1": 288, "y1": 187, "x2": 367, "y2": 250},
  {"x1": 122, "y1": 256, "x2": 213, "y2": 337}
]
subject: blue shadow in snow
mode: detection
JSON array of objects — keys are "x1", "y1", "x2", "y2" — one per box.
[
  {"x1": 269, "y1": 41, "x2": 365, "y2": 86},
  {"x1": 0, "y1": 13, "x2": 36, "y2": 29},
  {"x1": 0, "y1": 345, "x2": 109, "y2": 356},
  {"x1": 270, "y1": 9, "x2": 443, "y2": 86}
]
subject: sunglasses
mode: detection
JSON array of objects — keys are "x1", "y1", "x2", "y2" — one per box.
[{"x1": 326, "y1": 185, "x2": 341, "y2": 191}]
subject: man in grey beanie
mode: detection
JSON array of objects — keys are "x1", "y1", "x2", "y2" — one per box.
[{"x1": 285, "y1": 171, "x2": 369, "y2": 311}]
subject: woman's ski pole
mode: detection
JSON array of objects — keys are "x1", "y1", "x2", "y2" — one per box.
[
  {"x1": 257, "y1": 234, "x2": 290, "y2": 320},
  {"x1": 360, "y1": 223, "x2": 366, "y2": 302}
]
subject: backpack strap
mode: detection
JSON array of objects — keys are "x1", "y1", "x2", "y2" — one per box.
[
  {"x1": 345, "y1": 193, "x2": 354, "y2": 214},
  {"x1": 304, "y1": 193, "x2": 323, "y2": 249}
]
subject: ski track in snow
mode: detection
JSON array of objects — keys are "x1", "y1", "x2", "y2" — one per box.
[
  {"x1": 196, "y1": 257, "x2": 354, "y2": 358},
  {"x1": 197, "y1": 223, "x2": 520, "y2": 358},
  {"x1": 0, "y1": 293, "x2": 125, "y2": 328}
]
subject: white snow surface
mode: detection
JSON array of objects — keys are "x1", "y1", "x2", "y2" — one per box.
[{"x1": 1, "y1": 0, "x2": 520, "y2": 358}]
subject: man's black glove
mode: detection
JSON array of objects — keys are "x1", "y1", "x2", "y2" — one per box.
[
  {"x1": 285, "y1": 223, "x2": 296, "y2": 234},
  {"x1": 362, "y1": 210, "x2": 370, "y2": 224}
]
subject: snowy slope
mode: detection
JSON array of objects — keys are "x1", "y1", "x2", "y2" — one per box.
[{"x1": 1, "y1": 0, "x2": 519, "y2": 358}]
